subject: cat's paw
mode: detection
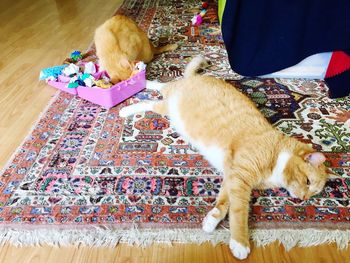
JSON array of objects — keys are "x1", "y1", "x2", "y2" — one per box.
[
  {"x1": 146, "y1": 80, "x2": 165, "y2": 91},
  {"x1": 229, "y1": 239, "x2": 250, "y2": 260},
  {"x1": 202, "y1": 208, "x2": 221, "y2": 233},
  {"x1": 119, "y1": 106, "x2": 133, "y2": 118},
  {"x1": 169, "y1": 43, "x2": 178, "y2": 51}
]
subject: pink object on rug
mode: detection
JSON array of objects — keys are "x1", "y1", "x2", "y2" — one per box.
[{"x1": 48, "y1": 70, "x2": 146, "y2": 108}]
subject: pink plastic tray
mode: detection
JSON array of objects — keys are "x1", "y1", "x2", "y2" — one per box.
[{"x1": 47, "y1": 70, "x2": 146, "y2": 108}]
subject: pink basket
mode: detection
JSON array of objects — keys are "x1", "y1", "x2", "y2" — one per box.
[{"x1": 47, "y1": 70, "x2": 146, "y2": 108}]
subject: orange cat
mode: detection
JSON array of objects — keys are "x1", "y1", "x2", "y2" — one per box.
[
  {"x1": 119, "y1": 56, "x2": 334, "y2": 260},
  {"x1": 94, "y1": 15, "x2": 177, "y2": 83}
]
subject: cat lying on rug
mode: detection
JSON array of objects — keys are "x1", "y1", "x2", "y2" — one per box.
[
  {"x1": 94, "y1": 15, "x2": 177, "y2": 84},
  {"x1": 119, "y1": 56, "x2": 334, "y2": 260}
]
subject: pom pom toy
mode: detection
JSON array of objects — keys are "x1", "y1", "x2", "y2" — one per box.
[
  {"x1": 191, "y1": 14, "x2": 203, "y2": 26},
  {"x1": 191, "y1": 2, "x2": 208, "y2": 26},
  {"x1": 63, "y1": 50, "x2": 95, "y2": 64},
  {"x1": 70, "y1": 50, "x2": 83, "y2": 62}
]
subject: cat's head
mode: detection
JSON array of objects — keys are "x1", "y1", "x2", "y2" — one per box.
[
  {"x1": 283, "y1": 147, "x2": 336, "y2": 200},
  {"x1": 109, "y1": 57, "x2": 135, "y2": 84}
]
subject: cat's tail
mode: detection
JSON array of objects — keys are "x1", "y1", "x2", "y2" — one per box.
[
  {"x1": 152, "y1": 43, "x2": 178, "y2": 55},
  {"x1": 184, "y1": 55, "x2": 210, "y2": 78}
]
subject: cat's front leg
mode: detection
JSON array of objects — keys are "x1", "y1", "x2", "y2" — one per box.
[
  {"x1": 202, "y1": 181, "x2": 229, "y2": 233},
  {"x1": 227, "y1": 178, "x2": 251, "y2": 260}
]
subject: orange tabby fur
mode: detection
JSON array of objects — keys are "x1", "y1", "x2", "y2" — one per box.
[
  {"x1": 94, "y1": 15, "x2": 177, "y2": 83},
  {"x1": 119, "y1": 56, "x2": 333, "y2": 259}
]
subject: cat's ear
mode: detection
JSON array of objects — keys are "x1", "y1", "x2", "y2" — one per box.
[
  {"x1": 304, "y1": 152, "x2": 326, "y2": 167},
  {"x1": 119, "y1": 57, "x2": 133, "y2": 70}
]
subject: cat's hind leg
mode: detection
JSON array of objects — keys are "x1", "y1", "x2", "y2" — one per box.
[
  {"x1": 202, "y1": 181, "x2": 229, "y2": 233},
  {"x1": 152, "y1": 43, "x2": 178, "y2": 55}
]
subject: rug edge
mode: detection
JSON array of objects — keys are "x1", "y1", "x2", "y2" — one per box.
[
  {"x1": 0, "y1": 227, "x2": 349, "y2": 251},
  {"x1": 0, "y1": 91, "x2": 61, "y2": 174}
]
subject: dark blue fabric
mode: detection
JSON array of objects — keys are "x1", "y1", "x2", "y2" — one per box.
[
  {"x1": 325, "y1": 68, "x2": 350, "y2": 98},
  {"x1": 221, "y1": 0, "x2": 350, "y2": 76}
]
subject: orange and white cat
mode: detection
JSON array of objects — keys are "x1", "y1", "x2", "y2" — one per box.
[
  {"x1": 94, "y1": 15, "x2": 177, "y2": 83},
  {"x1": 119, "y1": 56, "x2": 333, "y2": 260}
]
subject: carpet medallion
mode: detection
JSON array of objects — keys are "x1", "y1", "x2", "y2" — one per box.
[{"x1": 0, "y1": 0, "x2": 349, "y2": 248}]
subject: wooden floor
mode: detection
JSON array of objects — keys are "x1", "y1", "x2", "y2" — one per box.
[{"x1": 0, "y1": 0, "x2": 349, "y2": 262}]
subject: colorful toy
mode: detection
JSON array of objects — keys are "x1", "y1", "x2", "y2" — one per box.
[
  {"x1": 131, "y1": 61, "x2": 147, "y2": 77},
  {"x1": 59, "y1": 63, "x2": 96, "y2": 88},
  {"x1": 84, "y1": 61, "x2": 97, "y2": 74},
  {"x1": 67, "y1": 73, "x2": 95, "y2": 88},
  {"x1": 39, "y1": 65, "x2": 67, "y2": 81},
  {"x1": 191, "y1": 2, "x2": 208, "y2": 26},
  {"x1": 202, "y1": 1, "x2": 208, "y2": 9},
  {"x1": 63, "y1": 50, "x2": 95, "y2": 64},
  {"x1": 40, "y1": 50, "x2": 147, "y2": 108},
  {"x1": 191, "y1": 14, "x2": 203, "y2": 26},
  {"x1": 94, "y1": 79, "x2": 113, "y2": 89},
  {"x1": 70, "y1": 50, "x2": 83, "y2": 62},
  {"x1": 40, "y1": 51, "x2": 147, "y2": 108},
  {"x1": 40, "y1": 52, "x2": 146, "y2": 91},
  {"x1": 62, "y1": 63, "x2": 80, "y2": 77}
]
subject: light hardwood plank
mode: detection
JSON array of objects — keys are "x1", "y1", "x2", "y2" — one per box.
[{"x1": 0, "y1": 242, "x2": 349, "y2": 263}]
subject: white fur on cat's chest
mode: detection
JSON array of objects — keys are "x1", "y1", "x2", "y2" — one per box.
[
  {"x1": 167, "y1": 95, "x2": 225, "y2": 173},
  {"x1": 266, "y1": 151, "x2": 291, "y2": 187}
]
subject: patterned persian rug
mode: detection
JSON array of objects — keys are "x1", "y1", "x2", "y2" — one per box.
[{"x1": 1, "y1": 0, "x2": 349, "y2": 249}]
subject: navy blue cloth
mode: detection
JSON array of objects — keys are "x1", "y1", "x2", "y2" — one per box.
[
  {"x1": 325, "y1": 68, "x2": 350, "y2": 98},
  {"x1": 221, "y1": 0, "x2": 350, "y2": 77}
]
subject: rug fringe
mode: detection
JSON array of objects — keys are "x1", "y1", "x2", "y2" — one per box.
[
  {"x1": 0, "y1": 227, "x2": 349, "y2": 250},
  {"x1": 251, "y1": 228, "x2": 350, "y2": 251}
]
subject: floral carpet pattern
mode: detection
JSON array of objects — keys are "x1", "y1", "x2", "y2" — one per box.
[{"x1": 1, "y1": 0, "x2": 349, "y2": 236}]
